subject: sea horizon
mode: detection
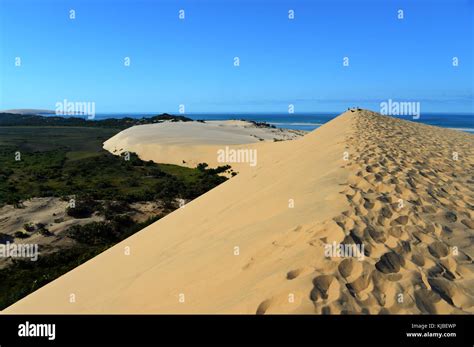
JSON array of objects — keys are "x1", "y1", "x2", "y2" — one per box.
[{"x1": 32, "y1": 111, "x2": 474, "y2": 133}]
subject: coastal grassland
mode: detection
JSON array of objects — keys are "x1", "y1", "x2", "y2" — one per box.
[
  {"x1": 0, "y1": 126, "x2": 117, "y2": 152},
  {"x1": 0, "y1": 123, "x2": 228, "y2": 310},
  {"x1": 0, "y1": 126, "x2": 227, "y2": 206},
  {"x1": 0, "y1": 148, "x2": 226, "y2": 205}
]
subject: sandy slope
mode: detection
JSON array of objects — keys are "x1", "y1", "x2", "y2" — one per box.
[
  {"x1": 4, "y1": 110, "x2": 474, "y2": 314},
  {"x1": 103, "y1": 120, "x2": 305, "y2": 171}
]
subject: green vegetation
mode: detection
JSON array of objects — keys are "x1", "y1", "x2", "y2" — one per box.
[
  {"x1": 0, "y1": 126, "x2": 118, "y2": 153},
  {"x1": 0, "y1": 112, "x2": 192, "y2": 128},
  {"x1": 67, "y1": 214, "x2": 162, "y2": 246},
  {"x1": 0, "y1": 133, "x2": 228, "y2": 207},
  {"x1": 13, "y1": 231, "x2": 30, "y2": 239},
  {"x1": 0, "y1": 114, "x2": 230, "y2": 310}
]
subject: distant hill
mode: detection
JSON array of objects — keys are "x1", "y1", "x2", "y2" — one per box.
[
  {"x1": 0, "y1": 112, "x2": 193, "y2": 128},
  {"x1": 0, "y1": 109, "x2": 56, "y2": 115}
]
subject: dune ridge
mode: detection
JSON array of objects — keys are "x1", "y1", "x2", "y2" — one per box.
[
  {"x1": 4, "y1": 110, "x2": 474, "y2": 314},
  {"x1": 103, "y1": 120, "x2": 305, "y2": 171},
  {"x1": 311, "y1": 111, "x2": 474, "y2": 314}
]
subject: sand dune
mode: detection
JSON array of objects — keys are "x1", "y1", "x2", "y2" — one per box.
[
  {"x1": 4, "y1": 110, "x2": 474, "y2": 314},
  {"x1": 103, "y1": 120, "x2": 305, "y2": 171}
]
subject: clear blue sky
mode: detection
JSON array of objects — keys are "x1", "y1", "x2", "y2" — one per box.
[{"x1": 0, "y1": 0, "x2": 473, "y2": 114}]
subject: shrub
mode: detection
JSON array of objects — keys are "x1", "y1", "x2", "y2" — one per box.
[
  {"x1": 38, "y1": 228, "x2": 53, "y2": 237},
  {"x1": 14, "y1": 231, "x2": 30, "y2": 239},
  {"x1": 0, "y1": 233, "x2": 13, "y2": 244},
  {"x1": 23, "y1": 223, "x2": 35, "y2": 232},
  {"x1": 67, "y1": 222, "x2": 119, "y2": 246},
  {"x1": 102, "y1": 201, "x2": 131, "y2": 220},
  {"x1": 66, "y1": 198, "x2": 101, "y2": 218},
  {"x1": 196, "y1": 163, "x2": 209, "y2": 171}
]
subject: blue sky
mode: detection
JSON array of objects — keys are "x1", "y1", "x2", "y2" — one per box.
[{"x1": 0, "y1": 0, "x2": 473, "y2": 114}]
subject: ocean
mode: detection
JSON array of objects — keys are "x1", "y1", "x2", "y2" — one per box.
[{"x1": 41, "y1": 112, "x2": 474, "y2": 133}]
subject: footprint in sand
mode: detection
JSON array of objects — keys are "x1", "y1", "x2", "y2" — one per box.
[
  {"x1": 286, "y1": 266, "x2": 312, "y2": 280},
  {"x1": 338, "y1": 258, "x2": 363, "y2": 282},
  {"x1": 310, "y1": 274, "x2": 341, "y2": 302},
  {"x1": 375, "y1": 252, "x2": 405, "y2": 274},
  {"x1": 428, "y1": 241, "x2": 449, "y2": 259},
  {"x1": 256, "y1": 299, "x2": 273, "y2": 314}
]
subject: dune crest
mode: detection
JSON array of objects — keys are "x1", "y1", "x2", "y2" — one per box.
[
  {"x1": 4, "y1": 110, "x2": 474, "y2": 314},
  {"x1": 103, "y1": 120, "x2": 305, "y2": 171}
]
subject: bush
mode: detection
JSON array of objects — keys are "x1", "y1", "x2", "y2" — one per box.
[
  {"x1": 23, "y1": 223, "x2": 35, "y2": 232},
  {"x1": 67, "y1": 222, "x2": 119, "y2": 246},
  {"x1": 102, "y1": 201, "x2": 131, "y2": 220},
  {"x1": 38, "y1": 228, "x2": 53, "y2": 237},
  {"x1": 196, "y1": 163, "x2": 208, "y2": 171},
  {"x1": 162, "y1": 197, "x2": 176, "y2": 211},
  {"x1": 155, "y1": 178, "x2": 184, "y2": 200},
  {"x1": 0, "y1": 233, "x2": 13, "y2": 244},
  {"x1": 35, "y1": 223, "x2": 46, "y2": 230},
  {"x1": 66, "y1": 198, "x2": 101, "y2": 218},
  {"x1": 110, "y1": 214, "x2": 134, "y2": 229},
  {"x1": 205, "y1": 165, "x2": 231, "y2": 175},
  {"x1": 14, "y1": 231, "x2": 30, "y2": 239}
]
